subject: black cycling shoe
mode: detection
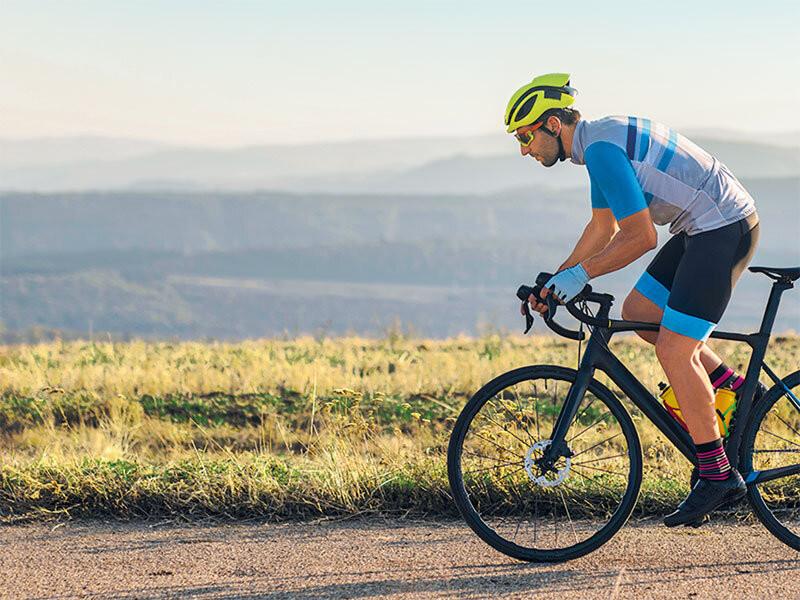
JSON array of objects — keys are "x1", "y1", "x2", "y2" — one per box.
[{"x1": 664, "y1": 469, "x2": 747, "y2": 528}]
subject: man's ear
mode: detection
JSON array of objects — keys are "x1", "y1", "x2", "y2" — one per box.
[{"x1": 547, "y1": 115, "x2": 562, "y2": 134}]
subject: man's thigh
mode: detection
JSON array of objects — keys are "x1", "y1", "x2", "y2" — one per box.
[
  {"x1": 631, "y1": 232, "x2": 686, "y2": 313},
  {"x1": 661, "y1": 219, "x2": 756, "y2": 342}
]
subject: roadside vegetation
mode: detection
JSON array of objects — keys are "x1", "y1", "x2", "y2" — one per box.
[{"x1": 1, "y1": 334, "x2": 797, "y2": 521}]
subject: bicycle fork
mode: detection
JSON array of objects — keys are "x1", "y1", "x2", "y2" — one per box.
[{"x1": 540, "y1": 338, "x2": 601, "y2": 470}]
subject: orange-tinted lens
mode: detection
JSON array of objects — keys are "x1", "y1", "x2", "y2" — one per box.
[
  {"x1": 514, "y1": 122, "x2": 542, "y2": 147},
  {"x1": 515, "y1": 131, "x2": 535, "y2": 146}
]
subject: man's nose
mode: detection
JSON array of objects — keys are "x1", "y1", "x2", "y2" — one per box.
[{"x1": 520, "y1": 144, "x2": 529, "y2": 156}]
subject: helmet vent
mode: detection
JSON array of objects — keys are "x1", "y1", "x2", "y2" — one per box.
[{"x1": 515, "y1": 95, "x2": 538, "y2": 122}]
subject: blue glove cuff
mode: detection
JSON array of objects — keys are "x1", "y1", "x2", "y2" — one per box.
[{"x1": 574, "y1": 263, "x2": 590, "y2": 283}]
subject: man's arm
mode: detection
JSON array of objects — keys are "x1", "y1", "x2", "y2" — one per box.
[
  {"x1": 583, "y1": 208, "x2": 656, "y2": 277},
  {"x1": 557, "y1": 208, "x2": 619, "y2": 271}
]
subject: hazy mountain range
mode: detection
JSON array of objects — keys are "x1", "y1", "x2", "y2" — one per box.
[
  {"x1": 2, "y1": 179, "x2": 798, "y2": 341},
  {"x1": 1, "y1": 130, "x2": 797, "y2": 194},
  {"x1": 0, "y1": 131, "x2": 798, "y2": 341}
]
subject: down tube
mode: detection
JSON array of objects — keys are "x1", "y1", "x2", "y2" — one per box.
[{"x1": 596, "y1": 349, "x2": 697, "y2": 463}]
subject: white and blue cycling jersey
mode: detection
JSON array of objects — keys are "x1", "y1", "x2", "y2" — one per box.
[
  {"x1": 570, "y1": 116, "x2": 756, "y2": 235},
  {"x1": 568, "y1": 116, "x2": 760, "y2": 342}
]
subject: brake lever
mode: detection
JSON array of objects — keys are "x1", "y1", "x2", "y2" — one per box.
[
  {"x1": 521, "y1": 301, "x2": 534, "y2": 334},
  {"x1": 516, "y1": 284, "x2": 542, "y2": 334}
]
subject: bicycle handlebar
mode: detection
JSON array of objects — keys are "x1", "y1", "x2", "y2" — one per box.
[{"x1": 516, "y1": 272, "x2": 615, "y2": 339}]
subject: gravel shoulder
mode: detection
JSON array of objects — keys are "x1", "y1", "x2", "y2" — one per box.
[{"x1": 0, "y1": 517, "x2": 797, "y2": 599}]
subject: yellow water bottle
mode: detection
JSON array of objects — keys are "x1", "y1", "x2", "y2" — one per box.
[{"x1": 657, "y1": 382, "x2": 738, "y2": 437}]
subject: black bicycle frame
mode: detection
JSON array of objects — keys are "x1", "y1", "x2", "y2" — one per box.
[{"x1": 545, "y1": 278, "x2": 798, "y2": 485}]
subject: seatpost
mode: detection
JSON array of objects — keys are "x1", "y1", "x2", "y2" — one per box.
[{"x1": 757, "y1": 280, "x2": 792, "y2": 336}]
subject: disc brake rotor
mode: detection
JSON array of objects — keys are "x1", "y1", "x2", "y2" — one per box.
[{"x1": 524, "y1": 439, "x2": 571, "y2": 487}]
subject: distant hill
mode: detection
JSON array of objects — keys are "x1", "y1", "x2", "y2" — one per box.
[
  {"x1": 0, "y1": 136, "x2": 170, "y2": 169},
  {"x1": 0, "y1": 134, "x2": 507, "y2": 192},
  {"x1": 0, "y1": 133, "x2": 796, "y2": 194},
  {"x1": 2, "y1": 178, "x2": 798, "y2": 339}
]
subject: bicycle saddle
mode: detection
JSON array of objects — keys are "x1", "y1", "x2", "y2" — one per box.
[{"x1": 748, "y1": 266, "x2": 800, "y2": 282}]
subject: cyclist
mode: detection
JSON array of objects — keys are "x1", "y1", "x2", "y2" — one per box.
[{"x1": 507, "y1": 73, "x2": 765, "y2": 526}]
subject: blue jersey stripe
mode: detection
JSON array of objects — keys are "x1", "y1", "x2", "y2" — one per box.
[
  {"x1": 626, "y1": 117, "x2": 637, "y2": 160},
  {"x1": 657, "y1": 129, "x2": 678, "y2": 172},
  {"x1": 638, "y1": 118, "x2": 651, "y2": 161}
]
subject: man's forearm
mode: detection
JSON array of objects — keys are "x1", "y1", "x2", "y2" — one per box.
[
  {"x1": 582, "y1": 228, "x2": 656, "y2": 278},
  {"x1": 558, "y1": 222, "x2": 616, "y2": 271}
]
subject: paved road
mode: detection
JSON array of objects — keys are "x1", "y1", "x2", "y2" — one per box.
[{"x1": 0, "y1": 518, "x2": 797, "y2": 599}]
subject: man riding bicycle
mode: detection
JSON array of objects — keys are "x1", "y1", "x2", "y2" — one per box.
[{"x1": 507, "y1": 73, "x2": 764, "y2": 526}]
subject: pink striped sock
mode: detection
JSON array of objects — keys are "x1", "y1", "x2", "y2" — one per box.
[
  {"x1": 697, "y1": 445, "x2": 732, "y2": 481},
  {"x1": 711, "y1": 367, "x2": 735, "y2": 389},
  {"x1": 710, "y1": 366, "x2": 745, "y2": 392}
]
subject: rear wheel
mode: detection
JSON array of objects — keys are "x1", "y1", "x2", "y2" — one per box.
[
  {"x1": 741, "y1": 371, "x2": 800, "y2": 551},
  {"x1": 447, "y1": 365, "x2": 642, "y2": 562}
]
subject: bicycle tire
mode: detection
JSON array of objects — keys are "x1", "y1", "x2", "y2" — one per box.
[
  {"x1": 447, "y1": 365, "x2": 643, "y2": 562},
  {"x1": 741, "y1": 370, "x2": 800, "y2": 551}
]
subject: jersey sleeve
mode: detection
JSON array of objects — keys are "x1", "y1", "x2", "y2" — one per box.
[
  {"x1": 589, "y1": 171, "x2": 609, "y2": 209},
  {"x1": 584, "y1": 141, "x2": 648, "y2": 221}
]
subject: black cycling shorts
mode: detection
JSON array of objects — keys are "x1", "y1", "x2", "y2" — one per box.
[{"x1": 633, "y1": 212, "x2": 760, "y2": 341}]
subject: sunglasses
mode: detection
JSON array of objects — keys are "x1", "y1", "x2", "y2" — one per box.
[{"x1": 514, "y1": 122, "x2": 543, "y2": 147}]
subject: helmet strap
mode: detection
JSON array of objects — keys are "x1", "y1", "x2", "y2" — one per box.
[{"x1": 540, "y1": 125, "x2": 567, "y2": 162}]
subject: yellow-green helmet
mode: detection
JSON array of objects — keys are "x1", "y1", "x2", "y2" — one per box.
[{"x1": 504, "y1": 73, "x2": 578, "y2": 133}]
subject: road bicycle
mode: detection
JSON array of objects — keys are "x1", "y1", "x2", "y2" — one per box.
[{"x1": 447, "y1": 265, "x2": 800, "y2": 561}]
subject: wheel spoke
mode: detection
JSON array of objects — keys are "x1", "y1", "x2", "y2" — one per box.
[
  {"x1": 761, "y1": 428, "x2": 800, "y2": 449},
  {"x1": 560, "y1": 480, "x2": 608, "y2": 514},
  {"x1": 567, "y1": 410, "x2": 611, "y2": 444},
  {"x1": 463, "y1": 459, "x2": 523, "y2": 477},
  {"x1": 570, "y1": 432, "x2": 623, "y2": 459},
  {"x1": 571, "y1": 462, "x2": 628, "y2": 477},
  {"x1": 492, "y1": 465, "x2": 527, "y2": 485},
  {"x1": 558, "y1": 488, "x2": 579, "y2": 545},
  {"x1": 569, "y1": 394, "x2": 599, "y2": 434},
  {"x1": 773, "y1": 411, "x2": 800, "y2": 441},
  {"x1": 509, "y1": 388, "x2": 537, "y2": 447},
  {"x1": 463, "y1": 449, "x2": 521, "y2": 463},
  {"x1": 469, "y1": 430, "x2": 525, "y2": 459},
  {"x1": 572, "y1": 452, "x2": 628, "y2": 466},
  {"x1": 481, "y1": 406, "x2": 533, "y2": 449},
  {"x1": 570, "y1": 466, "x2": 623, "y2": 496}
]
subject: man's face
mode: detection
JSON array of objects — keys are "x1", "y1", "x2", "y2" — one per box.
[{"x1": 517, "y1": 118, "x2": 560, "y2": 167}]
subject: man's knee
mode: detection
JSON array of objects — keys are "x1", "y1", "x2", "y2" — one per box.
[
  {"x1": 622, "y1": 289, "x2": 663, "y2": 322},
  {"x1": 655, "y1": 328, "x2": 701, "y2": 365}
]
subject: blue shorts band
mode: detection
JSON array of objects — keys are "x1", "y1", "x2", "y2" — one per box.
[
  {"x1": 662, "y1": 306, "x2": 716, "y2": 342},
  {"x1": 634, "y1": 271, "x2": 669, "y2": 310}
]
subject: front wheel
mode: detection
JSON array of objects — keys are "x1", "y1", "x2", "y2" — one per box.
[
  {"x1": 741, "y1": 370, "x2": 800, "y2": 551},
  {"x1": 447, "y1": 365, "x2": 642, "y2": 562}
]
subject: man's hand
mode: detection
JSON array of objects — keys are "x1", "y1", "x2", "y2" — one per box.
[
  {"x1": 544, "y1": 264, "x2": 590, "y2": 304},
  {"x1": 523, "y1": 288, "x2": 550, "y2": 316}
]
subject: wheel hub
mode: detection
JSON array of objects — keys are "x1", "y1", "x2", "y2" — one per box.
[{"x1": 524, "y1": 439, "x2": 571, "y2": 487}]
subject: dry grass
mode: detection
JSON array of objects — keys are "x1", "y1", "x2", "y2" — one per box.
[{"x1": 0, "y1": 333, "x2": 797, "y2": 521}]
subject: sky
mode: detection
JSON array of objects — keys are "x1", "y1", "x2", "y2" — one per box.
[{"x1": 1, "y1": 0, "x2": 798, "y2": 147}]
